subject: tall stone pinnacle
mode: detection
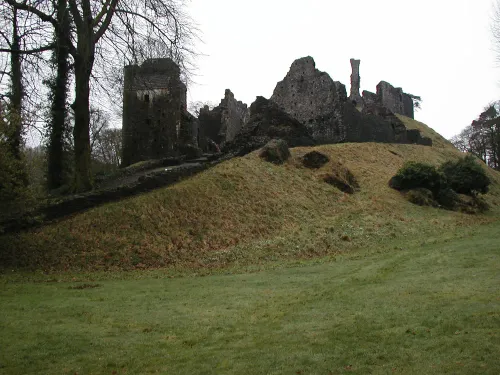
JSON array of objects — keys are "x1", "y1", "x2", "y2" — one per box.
[{"x1": 349, "y1": 58, "x2": 362, "y2": 104}]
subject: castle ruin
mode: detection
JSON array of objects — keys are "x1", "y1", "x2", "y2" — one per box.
[
  {"x1": 268, "y1": 56, "x2": 429, "y2": 146},
  {"x1": 198, "y1": 89, "x2": 249, "y2": 149},
  {"x1": 121, "y1": 56, "x2": 430, "y2": 166},
  {"x1": 121, "y1": 58, "x2": 196, "y2": 167}
]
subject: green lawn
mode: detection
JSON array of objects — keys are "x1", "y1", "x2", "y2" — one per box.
[{"x1": 1, "y1": 222, "x2": 499, "y2": 374}]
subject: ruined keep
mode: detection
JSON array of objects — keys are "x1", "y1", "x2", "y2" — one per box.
[
  {"x1": 198, "y1": 89, "x2": 249, "y2": 149},
  {"x1": 271, "y1": 57, "x2": 348, "y2": 144},
  {"x1": 122, "y1": 58, "x2": 196, "y2": 167},
  {"x1": 269, "y1": 56, "x2": 430, "y2": 146}
]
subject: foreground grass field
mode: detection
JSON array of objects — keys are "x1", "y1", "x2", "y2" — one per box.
[{"x1": 1, "y1": 221, "x2": 499, "y2": 374}]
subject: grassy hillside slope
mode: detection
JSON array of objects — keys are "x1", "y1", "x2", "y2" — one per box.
[{"x1": 1, "y1": 125, "x2": 499, "y2": 271}]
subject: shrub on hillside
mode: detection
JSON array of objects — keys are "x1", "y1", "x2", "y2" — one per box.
[
  {"x1": 405, "y1": 188, "x2": 436, "y2": 207},
  {"x1": 389, "y1": 156, "x2": 492, "y2": 213},
  {"x1": 435, "y1": 188, "x2": 459, "y2": 210},
  {"x1": 456, "y1": 194, "x2": 490, "y2": 214},
  {"x1": 389, "y1": 162, "x2": 445, "y2": 194},
  {"x1": 439, "y1": 155, "x2": 490, "y2": 196}
]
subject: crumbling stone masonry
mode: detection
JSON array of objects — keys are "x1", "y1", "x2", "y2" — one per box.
[
  {"x1": 225, "y1": 96, "x2": 316, "y2": 157},
  {"x1": 270, "y1": 56, "x2": 430, "y2": 146},
  {"x1": 362, "y1": 81, "x2": 414, "y2": 119},
  {"x1": 360, "y1": 88, "x2": 414, "y2": 122},
  {"x1": 349, "y1": 59, "x2": 362, "y2": 106},
  {"x1": 198, "y1": 89, "x2": 249, "y2": 149},
  {"x1": 361, "y1": 90, "x2": 378, "y2": 108},
  {"x1": 271, "y1": 56, "x2": 348, "y2": 144},
  {"x1": 121, "y1": 56, "x2": 430, "y2": 168},
  {"x1": 122, "y1": 58, "x2": 196, "y2": 167},
  {"x1": 349, "y1": 59, "x2": 415, "y2": 119}
]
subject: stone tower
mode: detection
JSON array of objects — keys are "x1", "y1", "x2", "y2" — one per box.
[
  {"x1": 349, "y1": 58, "x2": 362, "y2": 105},
  {"x1": 121, "y1": 58, "x2": 187, "y2": 167}
]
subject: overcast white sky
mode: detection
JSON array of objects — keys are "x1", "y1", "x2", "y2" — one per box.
[{"x1": 186, "y1": 0, "x2": 500, "y2": 139}]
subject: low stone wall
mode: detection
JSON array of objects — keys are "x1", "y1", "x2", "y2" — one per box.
[{"x1": 1, "y1": 160, "x2": 219, "y2": 234}]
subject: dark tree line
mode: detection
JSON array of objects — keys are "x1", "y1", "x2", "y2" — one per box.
[
  {"x1": 451, "y1": 102, "x2": 500, "y2": 171},
  {"x1": 0, "y1": 0, "x2": 197, "y2": 198},
  {"x1": 451, "y1": 0, "x2": 500, "y2": 171}
]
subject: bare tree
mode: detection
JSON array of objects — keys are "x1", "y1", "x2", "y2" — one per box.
[
  {"x1": 5, "y1": 0, "x2": 198, "y2": 192},
  {"x1": 451, "y1": 102, "x2": 500, "y2": 170},
  {"x1": 93, "y1": 128, "x2": 122, "y2": 167},
  {"x1": 0, "y1": 2, "x2": 52, "y2": 160},
  {"x1": 188, "y1": 100, "x2": 215, "y2": 117},
  {"x1": 493, "y1": 0, "x2": 500, "y2": 63}
]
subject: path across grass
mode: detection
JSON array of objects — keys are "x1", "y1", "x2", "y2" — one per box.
[{"x1": 1, "y1": 222, "x2": 499, "y2": 374}]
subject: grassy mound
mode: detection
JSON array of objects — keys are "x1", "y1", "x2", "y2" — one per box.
[{"x1": 1, "y1": 141, "x2": 499, "y2": 272}]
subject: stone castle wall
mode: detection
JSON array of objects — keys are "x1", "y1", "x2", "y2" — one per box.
[
  {"x1": 198, "y1": 89, "x2": 248, "y2": 148},
  {"x1": 376, "y1": 81, "x2": 414, "y2": 119},
  {"x1": 122, "y1": 58, "x2": 190, "y2": 167},
  {"x1": 271, "y1": 57, "x2": 348, "y2": 143},
  {"x1": 122, "y1": 57, "x2": 428, "y2": 166}
]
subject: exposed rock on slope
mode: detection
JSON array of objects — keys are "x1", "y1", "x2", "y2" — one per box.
[
  {"x1": 224, "y1": 96, "x2": 315, "y2": 156},
  {"x1": 258, "y1": 139, "x2": 291, "y2": 164},
  {"x1": 301, "y1": 150, "x2": 330, "y2": 169}
]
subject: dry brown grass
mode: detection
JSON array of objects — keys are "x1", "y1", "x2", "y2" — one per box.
[{"x1": 2, "y1": 140, "x2": 499, "y2": 272}]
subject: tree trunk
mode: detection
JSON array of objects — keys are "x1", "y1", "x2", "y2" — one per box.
[
  {"x1": 47, "y1": 0, "x2": 70, "y2": 190},
  {"x1": 9, "y1": 7, "x2": 23, "y2": 160},
  {"x1": 73, "y1": 61, "x2": 93, "y2": 192},
  {"x1": 72, "y1": 31, "x2": 94, "y2": 192}
]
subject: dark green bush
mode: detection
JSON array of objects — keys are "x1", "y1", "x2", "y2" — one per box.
[
  {"x1": 435, "y1": 188, "x2": 459, "y2": 209},
  {"x1": 455, "y1": 194, "x2": 490, "y2": 214},
  {"x1": 439, "y1": 156, "x2": 491, "y2": 196},
  {"x1": 471, "y1": 196, "x2": 489, "y2": 213},
  {"x1": 0, "y1": 112, "x2": 34, "y2": 223},
  {"x1": 406, "y1": 188, "x2": 436, "y2": 206},
  {"x1": 389, "y1": 156, "x2": 491, "y2": 214},
  {"x1": 389, "y1": 162, "x2": 445, "y2": 194}
]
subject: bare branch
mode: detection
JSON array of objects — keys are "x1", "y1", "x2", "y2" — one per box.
[
  {"x1": 4, "y1": 0, "x2": 57, "y2": 28},
  {"x1": 94, "y1": 0, "x2": 118, "y2": 42},
  {"x1": 0, "y1": 43, "x2": 54, "y2": 54}
]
